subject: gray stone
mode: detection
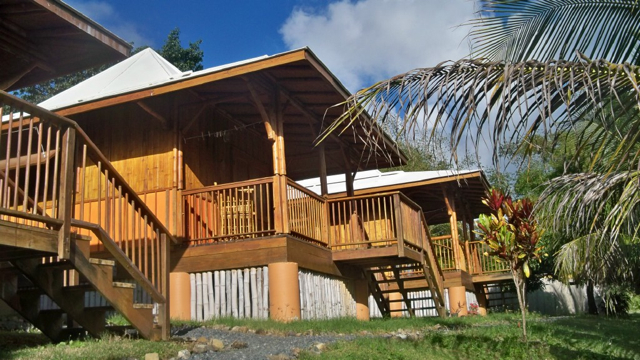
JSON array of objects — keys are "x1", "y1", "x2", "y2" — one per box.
[
  {"x1": 231, "y1": 325, "x2": 248, "y2": 333},
  {"x1": 177, "y1": 349, "x2": 190, "y2": 359},
  {"x1": 196, "y1": 336, "x2": 208, "y2": 343},
  {"x1": 192, "y1": 344, "x2": 208, "y2": 354},
  {"x1": 144, "y1": 354, "x2": 159, "y2": 360},
  {"x1": 230, "y1": 340, "x2": 248, "y2": 349},
  {"x1": 208, "y1": 338, "x2": 224, "y2": 351}
]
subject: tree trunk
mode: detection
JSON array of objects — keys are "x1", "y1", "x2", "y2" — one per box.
[
  {"x1": 511, "y1": 268, "x2": 527, "y2": 342},
  {"x1": 587, "y1": 280, "x2": 598, "y2": 315}
]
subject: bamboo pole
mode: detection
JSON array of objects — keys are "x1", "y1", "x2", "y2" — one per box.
[
  {"x1": 207, "y1": 272, "x2": 214, "y2": 320},
  {"x1": 250, "y1": 268, "x2": 258, "y2": 318},
  {"x1": 244, "y1": 268, "x2": 250, "y2": 317},
  {"x1": 262, "y1": 266, "x2": 269, "y2": 319},
  {"x1": 231, "y1": 269, "x2": 238, "y2": 318},
  {"x1": 225, "y1": 270, "x2": 232, "y2": 316},
  {"x1": 202, "y1": 273, "x2": 210, "y2": 320},
  {"x1": 196, "y1": 273, "x2": 203, "y2": 321},
  {"x1": 238, "y1": 269, "x2": 244, "y2": 318},
  {"x1": 190, "y1": 274, "x2": 196, "y2": 320},
  {"x1": 220, "y1": 270, "x2": 227, "y2": 317},
  {"x1": 214, "y1": 271, "x2": 220, "y2": 318},
  {"x1": 256, "y1": 267, "x2": 263, "y2": 318}
]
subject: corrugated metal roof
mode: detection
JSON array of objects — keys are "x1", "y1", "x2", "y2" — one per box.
[
  {"x1": 38, "y1": 48, "x2": 270, "y2": 111},
  {"x1": 297, "y1": 169, "x2": 481, "y2": 195}
]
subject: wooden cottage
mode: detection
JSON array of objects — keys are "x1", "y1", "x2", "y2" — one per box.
[{"x1": 0, "y1": 4, "x2": 511, "y2": 341}]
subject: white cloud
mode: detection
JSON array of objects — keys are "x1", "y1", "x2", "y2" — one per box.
[
  {"x1": 280, "y1": 0, "x2": 475, "y2": 91},
  {"x1": 63, "y1": 0, "x2": 154, "y2": 47}
]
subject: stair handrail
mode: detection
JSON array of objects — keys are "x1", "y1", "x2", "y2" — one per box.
[
  {"x1": 0, "y1": 91, "x2": 177, "y2": 245},
  {"x1": 418, "y1": 210, "x2": 445, "y2": 299}
]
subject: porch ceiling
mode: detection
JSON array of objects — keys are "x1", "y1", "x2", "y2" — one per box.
[{"x1": 1, "y1": 0, "x2": 131, "y2": 91}]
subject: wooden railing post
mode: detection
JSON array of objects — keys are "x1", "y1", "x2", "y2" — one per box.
[
  {"x1": 273, "y1": 175, "x2": 289, "y2": 234},
  {"x1": 57, "y1": 126, "x2": 76, "y2": 259},
  {"x1": 158, "y1": 233, "x2": 170, "y2": 340},
  {"x1": 393, "y1": 194, "x2": 404, "y2": 257}
]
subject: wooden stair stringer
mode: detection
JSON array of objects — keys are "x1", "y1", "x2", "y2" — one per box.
[
  {"x1": 420, "y1": 254, "x2": 446, "y2": 318},
  {"x1": 66, "y1": 246, "x2": 159, "y2": 341},
  {"x1": 364, "y1": 269, "x2": 390, "y2": 317},
  {"x1": 10, "y1": 257, "x2": 109, "y2": 340},
  {"x1": 0, "y1": 271, "x2": 66, "y2": 341}
]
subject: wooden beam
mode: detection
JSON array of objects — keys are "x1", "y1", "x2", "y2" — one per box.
[
  {"x1": 0, "y1": 150, "x2": 55, "y2": 170},
  {"x1": 180, "y1": 102, "x2": 209, "y2": 134},
  {"x1": 244, "y1": 79, "x2": 275, "y2": 141},
  {"x1": 137, "y1": 101, "x2": 168, "y2": 129},
  {"x1": 0, "y1": 219, "x2": 58, "y2": 253}
]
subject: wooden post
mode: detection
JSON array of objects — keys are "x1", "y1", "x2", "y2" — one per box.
[
  {"x1": 57, "y1": 127, "x2": 76, "y2": 259},
  {"x1": 345, "y1": 170, "x2": 354, "y2": 197},
  {"x1": 442, "y1": 187, "x2": 466, "y2": 271},
  {"x1": 160, "y1": 233, "x2": 170, "y2": 339},
  {"x1": 448, "y1": 286, "x2": 468, "y2": 316},
  {"x1": 169, "y1": 271, "x2": 190, "y2": 321},
  {"x1": 268, "y1": 262, "x2": 300, "y2": 322},
  {"x1": 355, "y1": 278, "x2": 370, "y2": 321},
  {"x1": 474, "y1": 284, "x2": 488, "y2": 316},
  {"x1": 319, "y1": 143, "x2": 328, "y2": 196},
  {"x1": 393, "y1": 194, "x2": 405, "y2": 257}
]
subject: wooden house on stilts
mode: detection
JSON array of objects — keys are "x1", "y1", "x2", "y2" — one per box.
[{"x1": 0, "y1": 3, "x2": 512, "y2": 340}]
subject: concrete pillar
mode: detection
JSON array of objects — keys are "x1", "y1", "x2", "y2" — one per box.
[
  {"x1": 389, "y1": 292, "x2": 403, "y2": 317},
  {"x1": 268, "y1": 262, "x2": 300, "y2": 322},
  {"x1": 169, "y1": 272, "x2": 191, "y2": 321},
  {"x1": 474, "y1": 284, "x2": 488, "y2": 316},
  {"x1": 448, "y1": 286, "x2": 468, "y2": 316},
  {"x1": 355, "y1": 278, "x2": 370, "y2": 321}
]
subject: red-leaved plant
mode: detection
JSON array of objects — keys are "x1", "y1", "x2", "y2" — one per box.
[{"x1": 476, "y1": 188, "x2": 543, "y2": 342}]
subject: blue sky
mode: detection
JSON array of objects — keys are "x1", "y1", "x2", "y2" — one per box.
[{"x1": 65, "y1": 0, "x2": 477, "y2": 92}]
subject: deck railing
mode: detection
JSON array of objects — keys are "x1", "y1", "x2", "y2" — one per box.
[
  {"x1": 0, "y1": 91, "x2": 172, "y2": 339},
  {"x1": 467, "y1": 240, "x2": 510, "y2": 275},
  {"x1": 327, "y1": 192, "x2": 397, "y2": 250},
  {"x1": 286, "y1": 178, "x2": 326, "y2": 245},
  {"x1": 431, "y1": 235, "x2": 457, "y2": 271},
  {"x1": 182, "y1": 177, "x2": 275, "y2": 244}
]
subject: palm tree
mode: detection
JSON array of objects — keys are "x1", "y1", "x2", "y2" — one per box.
[{"x1": 322, "y1": 0, "x2": 640, "y2": 297}]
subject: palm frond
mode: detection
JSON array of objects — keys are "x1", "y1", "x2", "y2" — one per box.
[
  {"x1": 322, "y1": 57, "x2": 640, "y2": 171},
  {"x1": 470, "y1": 0, "x2": 640, "y2": 63}
]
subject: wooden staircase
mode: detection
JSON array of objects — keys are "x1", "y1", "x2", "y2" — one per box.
[
  {"x1": 0, "y1": 92, "x2": 174, "y2": 342},
  {"x1": 366, "y1": 259, "x2": 446, "y2": 317}
]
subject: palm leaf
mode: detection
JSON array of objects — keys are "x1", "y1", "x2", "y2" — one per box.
[{"x1": 470, "y1": 0, "x2": 640, "y2": 64}]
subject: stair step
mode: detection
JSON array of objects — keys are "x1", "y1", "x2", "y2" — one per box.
[
  {"x1": 89, "y1": 258, "x2": 115, "y2": 267},
  {"x1": 40, "y1": 305, "x2": 113, "y2": 315},
  {"x1": 388, "y1": 296, "x2": 433, "y2": 303},
  {"x1": 133, "y1": 303, "x2": 154, "y2": 309},
  {"x1": 113, "y1": 282, "x2": 135, "y2": 289},
  {"x1": 71, "y1": 233, "x2": 92, "y2": 242},
  {"x1": 375, "y1": 275, "x2": 426, "y2": 284}
]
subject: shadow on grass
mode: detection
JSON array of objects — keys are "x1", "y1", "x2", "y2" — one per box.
[{"x1": 0, "y1": 331, "x2": 50, "y2": 359}]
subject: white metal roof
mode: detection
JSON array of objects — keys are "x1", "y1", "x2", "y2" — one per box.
[
  {"x1": 39, "y1": 48, "x2": 270, "y2": 111},
  {"x1": 297, "y1": 169, "x2": 481, "y2": 195}
]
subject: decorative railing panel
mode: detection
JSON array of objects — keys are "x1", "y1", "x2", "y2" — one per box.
[
  {"x1": 327, "y1": 193, "x2": 396, "y2": 250},
  {"x1": 431, "y1": 235, "x2": 456, "y2": 271},
  {"x1": 467, "y1": 240, "x2": 510, "y2": 274},
  {"x1": 286, "y1": 179, "x2": 326, "y2": 245},
  {"x1": 182, "y1": 177, "x2": 275, "y2": 244}
]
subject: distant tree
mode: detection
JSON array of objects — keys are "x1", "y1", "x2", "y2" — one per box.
[
  {"x1": 15, "y1": 27, "x2": 204, "y2": 104},
  {"x1": 159, "y1": 28, "x2": 204, "y2": 72}
]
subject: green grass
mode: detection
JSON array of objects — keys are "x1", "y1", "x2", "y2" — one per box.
[
  {"x1": 1, "y1": 314, "x2": 639, "y2": 360},
  {"x1": 0, "y1": 333, "x2": 184, "y2": 360}
]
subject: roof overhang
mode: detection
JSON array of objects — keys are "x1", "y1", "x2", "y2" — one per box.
[
  {"x1": 50, "y1": 48, "x2": 406, "y2": 178},
  {"x1": 1, "y1": 0, "x2": 131, "y2": 91}
]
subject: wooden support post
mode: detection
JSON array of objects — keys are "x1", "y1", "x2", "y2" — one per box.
[
  {"x1": 345, "y1": 170, "x2": 354, "y2": 197},
  {"x1": 268, "y1": 262, "x2": 300, "y2": 322},
  {"x1": 319, "y1": 143, "x2": 328, "y2": 196},
  {"x1": 170, "y1": 271, "x2": 190, "y2": 321},
  {"x1": 448, "y1": 286, "x2": 468, "y2": 316},
  {"x1": 355, "y1": 278, "x2": 370, "y2": 321},
  {"x1": 393, "y1": 194, "x2": 405, "y2": 257},
  {"x1": 159, "y1": 233, "x2": 171, "y2": 339},
  {"x1": 442, "y1": 187, "x2": 466, "y2": 271},
  {"x1": 57, "y1": 127, "x2": 76, "y2": 259}
]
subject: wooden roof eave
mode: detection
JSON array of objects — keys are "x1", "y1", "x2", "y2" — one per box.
[
  {"x1": 38, "y1": 0, "x2": 131, "y2": 57},
  {"x1": 54, "y1": 49, "x2": 311, "y2": 117}
]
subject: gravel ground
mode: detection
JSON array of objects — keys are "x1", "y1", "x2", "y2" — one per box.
[{"x1": 172, "y1": 326, "x2": 354, "y2": 360}]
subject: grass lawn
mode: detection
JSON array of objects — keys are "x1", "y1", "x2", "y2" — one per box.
[{"x1": 1, "y1": 314, "x2": 638, "y2": 360}]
